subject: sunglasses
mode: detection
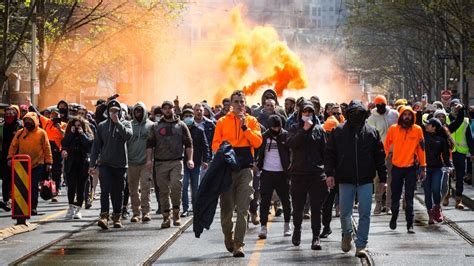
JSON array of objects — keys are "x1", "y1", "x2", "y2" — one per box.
[{"x1": 333, "y1": 112, "x2": 341, "y2": 116}]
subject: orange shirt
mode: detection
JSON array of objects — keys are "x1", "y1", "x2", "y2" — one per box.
[{"x1": 39, "y1": 116, "x2": 66, "y2": 149}]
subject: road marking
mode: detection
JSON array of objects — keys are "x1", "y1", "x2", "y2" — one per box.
[
  {"x1": 36, "y1": 209, "x2": 68, "y2": 223},
  {"x1": 247, "y1": 212, "x2": 274, "y2": 266}
]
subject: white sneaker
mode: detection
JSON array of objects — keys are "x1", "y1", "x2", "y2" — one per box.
[
  {"x1": 284, "y1": 222, "x2": 292, "y2": 236},
  {"x1": 65, "y1": 205, "x2": 75, "y2": 219},
  {"x1": 73, "y1": 206, "x2": 82, "y2": 219},
  {"x1": 258, "y1": 226, "x2": 267, "y2": 239}
]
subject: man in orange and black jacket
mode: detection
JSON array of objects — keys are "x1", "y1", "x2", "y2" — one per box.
[
  {"x1": 384, "y1": 105, "x2": 426, "y2": 234},
  {"x1": 212, "y1": 90, "x2": 262, "y2": 258}
]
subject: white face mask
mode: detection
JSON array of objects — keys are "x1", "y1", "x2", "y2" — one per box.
[{"x1": 302, "y1": 115, "x2": 312, "y2": 122}]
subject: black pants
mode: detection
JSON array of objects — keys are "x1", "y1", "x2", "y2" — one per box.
[
  {"x1": 391, "y1": 166, "x2": 417, "y2": 227},
  {"x1": 123, "y1": 176, "x2": 129, "y2": 207},
  {"x1": 66, "y1": 165, "x2": 88, "y2": 207},
  {"x1": 291, "y1": 174, "x2": 328, "y2": 235},
  {"x1": 452, "y1": 152, "x2": 466, "y2": 197},
  {"x1": 259, "y1": 170, "x2": 291, "y2": 226},
  {"x1": 84, "y1": 175, "x2": 92, "y2": 204},
  {"x1": 99, "y1": 166, "x2": 126, "y2": 214},
  {"x1": 50, "y1": 142, "x2": 63, "y2": 191},
  {"x1": 322, "y1": 187, "x2": 337, "y2": 228},
  {"x1": 0, "y1": 162, "x2": 11, "y2": 203}
]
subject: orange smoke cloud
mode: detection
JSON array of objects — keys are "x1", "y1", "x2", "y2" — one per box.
[{"x1": 220, "y1": 7, "x2": 308, "y2": 100}]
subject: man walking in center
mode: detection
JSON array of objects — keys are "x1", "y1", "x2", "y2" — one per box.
[
  {"x1": 146, "y1": 101, "x2": 194, "y2": 229},
  {"x1": 212, "y1": 90, "x2": 263, "y2": 257},
  {"x1": 384, "y1": 106, "x2": 426, "y2": 234}
]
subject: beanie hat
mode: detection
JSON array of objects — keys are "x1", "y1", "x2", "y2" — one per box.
[
  {"x1": 268, "y1": 115, "x2": 282, "y2": 128},
  {"x1": 373, "y1": 95, "x2": 387, "y2": 105}
]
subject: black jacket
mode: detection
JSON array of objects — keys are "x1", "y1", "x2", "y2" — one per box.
[
  {"x1": 193, "y1": 141, "x2": 239, "y2": 238},
  {"x1": 61, "y1": 131, "x2": 93, "y2": 175},
  {"x1": 185, "y1": 124, "x2": 211, "y2": 167},
  {"x1": 256, "y1": 129, "x2": 290, "y2": 172},
  {"x1": 424, "y1": 132, "x2": 452, "y2": 168},
  {"x1": 287, "y1": 121, "x2": 326, "y2": 177},
  {"x1": 325, "y1": 122, "x2": 387, "y2": 185}
]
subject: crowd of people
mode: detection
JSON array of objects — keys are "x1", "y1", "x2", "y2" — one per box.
[{"x1": 0, "y1": 88, "x2": 472, "y2": 259}]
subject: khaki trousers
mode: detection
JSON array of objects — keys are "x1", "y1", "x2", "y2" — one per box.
[
  {"x1": 220, "y1": 168, "x2": 254, "y2": 246},
  {"x1": 127, "y1": 164, "x2": 152, "y2": 215},
  {"x1": 155, "y1": 160, "x2": 184, "y2": 212}
]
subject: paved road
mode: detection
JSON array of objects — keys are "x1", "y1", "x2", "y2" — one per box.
[{"x1": 1, "y1": 182, "x2": 474, "y2": 265}]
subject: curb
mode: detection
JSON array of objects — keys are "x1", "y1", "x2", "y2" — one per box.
[
  {"x1": 461, "y1": 194, "x2": 474, "y2": 210},
  {"x1": 0, "y1": 222, "x2": 38, "y2": 241}
]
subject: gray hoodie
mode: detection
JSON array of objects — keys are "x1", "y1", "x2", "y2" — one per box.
[
  {"x1": 90, "y1": 100, "x2": 133, "y2": 168},
  {"x1": 127, "y1": 102, "x2": 154, "y2": 165}
]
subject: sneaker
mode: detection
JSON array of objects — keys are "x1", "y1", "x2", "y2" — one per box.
[
  {"x1": 142, "y1": 213, "x2": 151, "y2": 222},
  {"x1": 0, "y1": 201, "x2": 11, "y2": 212},
  {"x1": 65, "y1": 205, "x2": 75, "y2": 219},
  {"x1": 341, "y1": 235, "x2": 353, "y2": 252},
  {"x1": 303, "y1": 212, "x2": 311, "y2": 219},
  {"x1": 31, "y1": 209, "x2": 38, "y2": 216},
  {"x1": 131, "y1": 215, "x2": 140, "y2": 223},
  {"x1": 374, "y1": 202, "x2": 382, "y2": 215},
  {"x1": 250, "y1": 213, "x2": 260, "y2": 225},
  {"x1": 355, "y1": 247, "x2": 368, "y2": 258},
  {"x1": 311, "y1": 236, "x2": 322, "y2": 250},
  {"x1": 407, "y1": 226, "x2": 415, "y2": 234},
  {"x1": 85, "y1": 200, "x2": 92, "y2": 210},
  {"x1": 275, "y1": 207, "x2": 283, "y2": 217},
  {"x1": 73, "y1": 207, "x2": 82, "y2": 219},
  {"x1": 181, "y1": 210, "x2": 189, "y2": 217},
  {"x1": 258, "y1": 226, "x2": 267, "y2": 239},
  {"x1": 389, "y1": 215, "x2": 397, "y2": 230},
  {"x1": 319, "y1": 227, "x2": 332, "y2": 238},
  {"x1": 283, "y1": 222, "x2": 292, "y2": 237},
  {"x1": 51, "y1": 197, "x2": 58, "y2": 203},
  {"x1": 121, "y1": 207, "x2": 130, "y2": 219},
  {"x1": 386, "y1": 209, "x2": 392, "y2": 215}
]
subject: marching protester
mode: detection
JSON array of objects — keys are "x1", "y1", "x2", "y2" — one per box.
[
  {"x1": 384, "y1": 105, "x2": 426, "y2": 234},
  {"x1": 212, "y1": 90, "x2": 263, "y2": 257},
  {"x1": 180, "y1": 108, "x2": 211, "y2": 217},
  {"x1": 284, "y1": 97, "x2": 296, "y2": 117},
  {"x1": 0, "y1": 105, "x2": 22, "y2": 212},
  {"x1": 8, "y1": 112, "x2": 53, "y2": 215},
  {"x1": 287, "y1": 100, "x2": 327, "y2": 250},
  {"x1": 89, "y1": 99, "x2": 133, "y2": 229},
  {"x1": 367, "y1": 95, "x2": 399, "y2": 215},
  {"x1": 61, "y1": 116, "x2": 94, "y2": 219},
  {"x1": 146, "y1": 100, "x2": 194, "y2": 229},
  {"x1": 127, "y1": 102, "x2": 154, "y2": 222},
  {"x1": 325, "y1": 100, "x2": 387, "y2": 257},
  {"x1": 256, "y1": 115, "x2": 292, "y2": 239}
]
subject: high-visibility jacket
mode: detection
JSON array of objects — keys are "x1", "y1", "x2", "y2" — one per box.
[{"x1": 451, "y1": 117, "x2": 470, "y2": 154}]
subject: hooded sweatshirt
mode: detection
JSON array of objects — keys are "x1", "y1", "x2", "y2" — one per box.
[
  {"x1": 1, "y1": 105, "x2": 23, "y2": 159},
  {"x1": 127, "y1": 102, "x2": 154, "y2": 165},
  {"x1": 90, "y1": 100, "x2": 133, "y2": 168},
  {"x1": 384, "y1": 106, "x2": 426, "y2": 168},
  {"x1": 8, "y1": 112, "x2": 53, "y2": 168},
  {"x1": 367, "y1": 106, "x2": 399, "y2": 143},
  {"x1": 57, "y1": 100, "x2": 69, "y2": 123},
  {"x1": 251, "y1": 89, "x2": 288, "y2": 118}
]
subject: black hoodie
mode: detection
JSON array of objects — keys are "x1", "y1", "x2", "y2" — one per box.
[
  {"x1": 251, "y1": 89, "x2": 288, "y2": 118},
  {"x1": 324, "y1": 101, "x2": 387, "y2": 185},
  {"x1": 57, "y1": 100, "x2": 69, "y2": 123}
]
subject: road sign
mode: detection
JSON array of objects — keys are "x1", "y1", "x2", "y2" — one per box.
[{"x1": 11, "y1": 155, "x2": 32, "y2": 223}]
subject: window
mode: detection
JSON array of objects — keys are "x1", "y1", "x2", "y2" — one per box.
[
  {"x1": 312, "y1": 7, "x2": 317, "y2": 16},
  {"x1": 318, "y1": 7, "x2": 321, "y2": 16}
]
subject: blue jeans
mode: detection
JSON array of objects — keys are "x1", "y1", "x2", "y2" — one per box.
[
  {"x1": 423, "y1": 167, "x2": 443, "y2": 210},
  {"x1": 339, "y1": 183, "x2": 372, "y2": 249},
  {"x1": 99, "y1": 166, "x2": 126, "y2": 214},
  {"x1": 182, "y1": 166, "x2": 201, "y2": 212}
]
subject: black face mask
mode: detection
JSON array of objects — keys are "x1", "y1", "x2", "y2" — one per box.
[
  {"x1": 347, "y1": 111, "x2": 366, "y2": 128},
  {"x1": 376, "y1": 104, "x2": 387, "y2": 115},
  {"x1": 469, "y1": 112, "x2": 474, "y2": 119},
  {"x1": 270, "y1": 129, "x2": 280, "y2": 136},
  {"x1": 24, "y1": 122, "x2": 35, "y2": 131}
]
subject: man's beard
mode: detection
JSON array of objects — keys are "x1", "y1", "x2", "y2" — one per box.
[
  {"x1": 163, "y1": 114, "x2": 172, "y2": 119},
  {"x1": 401, "y1": 118, "x2": 413, "y2": 128}
]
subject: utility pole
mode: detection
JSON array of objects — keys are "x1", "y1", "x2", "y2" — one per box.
[{"x1": 31, "y1": 0, "x2": 37, "y2": 106}]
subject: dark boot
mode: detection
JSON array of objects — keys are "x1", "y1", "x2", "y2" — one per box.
[
  {"x1": 428, "y1": 209, "x2": 435, "y2": 225},
  {"x1": 292, "y1": 227, "x2": 301, "y2": 246},
  {"x1": 311, "y1": 235, "x2": 322, "y2": 250},
  {"x1": 161, "y1": 211, "x2": 171, "y2": 228},
  {"x1": 389, "y1": 214, "x2": 397, "y2": 230},
  {"x1": 172, "y1": 208, "x2": 181, "y2": 226}
]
